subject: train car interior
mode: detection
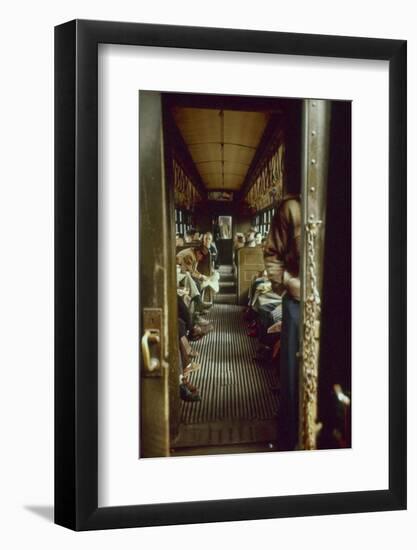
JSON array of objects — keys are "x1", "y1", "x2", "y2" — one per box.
[{"x1": 139, "y1": 92, "x2": 351, "y2": 458}]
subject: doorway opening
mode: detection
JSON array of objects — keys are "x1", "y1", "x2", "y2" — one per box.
[{"x1": 139, "y1": 91, "x2": 351, "y2": 458}]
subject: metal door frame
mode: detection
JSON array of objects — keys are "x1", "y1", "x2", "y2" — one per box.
[{"x1": 299, "y1": 99, "x2": 331, "y2": 450}]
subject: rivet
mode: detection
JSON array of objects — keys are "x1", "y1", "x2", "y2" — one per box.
[
  {"x1": 309, "y1": 214, "x2": 314, "y2": 220},
  {"x1": 311, "y1": 159, "x2": 316, "y2": 165},
  {"x1": 311, "y1": 102, "x2": 316, "y2": 107},
  {"x1": 311, "y1": 130, "x2": 316, "y2": 136},
  {"x1": 310, "y1": 187, "x2": 315, "y2": 192}
]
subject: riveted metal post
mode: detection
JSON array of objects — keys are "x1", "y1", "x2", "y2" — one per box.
[{"x1": 299, "y1": 99, "x2": 331, "y2": 450}]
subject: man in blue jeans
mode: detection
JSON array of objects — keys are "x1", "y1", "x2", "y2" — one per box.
[{"x1": 263, "y1": 195, "x2": 301, "y2": 451}]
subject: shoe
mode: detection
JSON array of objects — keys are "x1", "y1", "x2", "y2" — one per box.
[
  {"x1": 194, "y1": 315, "x2": 211, "y2": 326},
  {"x1": 180, "y1": 383, "x2": 201, "y2": 402},
  {"x1": 189, "y1": 329, "x2": 203, "y2": 341},
  {"x1": 189, "y1": 323, "x2": 214, "y2": 340},
  {"x1": 199, "y1": 323, "x2": 214, "y2": 334},
  {"x1": 182, "y1": 377, "x2": 199, "y2": 394},
  {"x1": 183, "y1": 362, "x2": 201, "y2": 376},
  {"x1": 257, "y1": 359, "x2": 277, "y2": 369},
  {"x1": 194, "y1": 323, "x2": 213, "y2": 334}
]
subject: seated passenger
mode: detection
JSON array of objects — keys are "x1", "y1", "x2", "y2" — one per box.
[
  {"x1": 192, "y1": 230, "x2": 202, "y2": 243},
  {"x1": 245, "y1": 231, "x2": 256, "y2": 247},
  {"x1": 255, "y1": 232, "x2": 263, "y2": 246},
  {"x1": 233, "y1": 233, "x2": 245, "y2": 272},
  {"x1": 248, "y1": 269, "x2": 269, "y2": 305},
  {"x1": 245, "y1": 269, "x2": 282, "y2": 368},
  {"x1": 176, "y1": 244, "x2": 209, "y2": 292},
  {"x1": 184, "y1": 229, "x2": 194, "y2": 244},
  {"x1": 233, "y1": 233, "x2": 245, "y2": 250}
]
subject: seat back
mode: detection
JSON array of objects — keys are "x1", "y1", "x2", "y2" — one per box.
[{"x1": 237, "y1": 246, "x2": 265, "y2": 305}]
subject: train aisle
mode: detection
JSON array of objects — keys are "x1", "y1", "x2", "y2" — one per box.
[{"x1": 173, "y1": 274, "x2": 279, "y2": 454}]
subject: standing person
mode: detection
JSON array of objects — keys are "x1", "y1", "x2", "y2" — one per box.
[
  {"x1": 202, "y1": 232, "x2": 218, "y2": 268},
  {"x1": 213, "y1": 217, "x2": 221, "y2": 243},
  {"x1": 263, "y1": 195, "x2": 301, "y2": 451},
  {"x1": 220, "y1": 217, "x2": 231, "y2": 239}
]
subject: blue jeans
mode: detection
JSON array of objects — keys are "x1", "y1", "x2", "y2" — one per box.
[{"x1": 279, "y1": 295, "x2": 300, "y2": 451}]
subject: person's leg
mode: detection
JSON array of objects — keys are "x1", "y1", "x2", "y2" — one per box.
[
  {"x1": 178, "y1": 318, "x2": 187, "y2": 339},
  {"x1": 191, "y1": 277, "x2": 211, "y2": 311},
  {"x1": 183, "y1": 272, "x2": 200, "y2": 300},
  {"x1": 178, "y1": 295, "x2": 213, "y2": 340},
  {"x1": 178, "y1": 318, "x2": 201, "y2": 402},
  {"x1": 178, "y1": 296, "x2": 193, "y2": 333},
  {"x1": 278, "y1": 294, "x2": 300, "y2": 451},
  {"x1": 192, "y1": 277, "x2": 202, "y2": 294}
]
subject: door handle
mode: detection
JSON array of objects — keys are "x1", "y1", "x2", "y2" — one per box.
[{"x1": 141, "y1": 329, "x2": 161, "y2": 373}]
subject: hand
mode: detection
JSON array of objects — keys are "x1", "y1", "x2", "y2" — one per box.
[
  {"x1": 271, "y1": 281, "x2": 285, "y2": 296},
  {"x1": 200, "y1": 275, "x2": 208, "y2": 281}
]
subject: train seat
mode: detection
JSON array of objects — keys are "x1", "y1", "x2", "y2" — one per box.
[{"x1": 236, "y1": 246, "x2": 265, "y2": 305}]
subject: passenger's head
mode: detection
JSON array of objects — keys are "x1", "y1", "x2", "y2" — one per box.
[
  {"x1": 193, "y1": 231, "x2": 201, "y2": 241},
  {"x1": 255, "y1": 232, "x2": 262, "y2": 245},
  {"x1": 185, "y1": 230, "x2": 194, "y2": 243},
  {"x1": 203, "y1": 232, "x2": 213, "y2": 248},
  {"x1": 176, "y1": 234, "x2": 184, "y2": 247},
  {"x1": 246, "y1": 232, "x2": 256, "y2": 247},
  {"x1": 235, "y1": 234, "x2": 245, "y2": 247}
]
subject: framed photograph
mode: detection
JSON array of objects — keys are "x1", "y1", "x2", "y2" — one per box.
[{"x1": 55, "y1": 20, "x2": 406, "y2": 530}]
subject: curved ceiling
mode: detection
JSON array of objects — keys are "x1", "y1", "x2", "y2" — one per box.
[{"x1": 172, "y1": 107, "x2": 270, "y2": 191}]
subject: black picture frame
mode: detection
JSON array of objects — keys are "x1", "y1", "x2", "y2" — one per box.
[{"x1": 55, "y1": 19, "x2": 407, "y2": 531}]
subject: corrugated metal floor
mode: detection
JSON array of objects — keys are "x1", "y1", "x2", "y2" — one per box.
[{"x1": 175, "y1": 304, "x2": 279, "y2": 448}]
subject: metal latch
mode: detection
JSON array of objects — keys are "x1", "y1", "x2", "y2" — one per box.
[{"x1": 141, "y1": 308, "x2": 163, "y2": 377}]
